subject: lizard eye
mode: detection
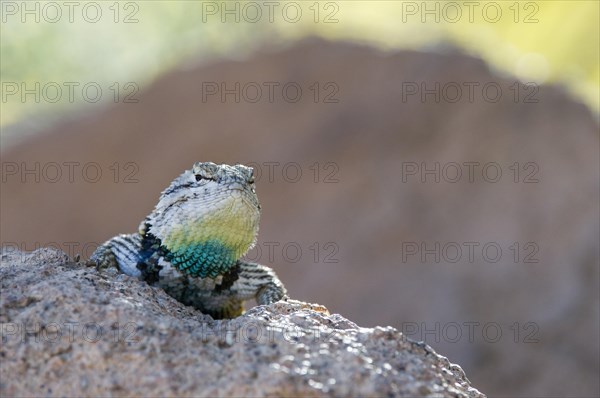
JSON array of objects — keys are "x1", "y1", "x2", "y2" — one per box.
[
  {"x1": 195, "y1": 174, "x2": 216, "y2": 182},
  {"x1": 248, "y1": 176, "x2": 255, "y2": 184}
]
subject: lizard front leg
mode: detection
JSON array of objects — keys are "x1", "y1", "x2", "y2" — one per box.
[
  {"x1": 90, "y1": 233, "x2": 145, "y2": 277},
  {"x1": 232, "y1": 260, "x2": 288, "y2": 305}
]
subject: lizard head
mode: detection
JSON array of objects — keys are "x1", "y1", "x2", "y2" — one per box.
[{"x1": 146, "y1": 162, "x2": 261, "y2": 278}]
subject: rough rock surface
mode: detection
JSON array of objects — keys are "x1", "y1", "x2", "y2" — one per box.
[{"x1": 0, "y1": 248, "x2": 485, "y2": 397}]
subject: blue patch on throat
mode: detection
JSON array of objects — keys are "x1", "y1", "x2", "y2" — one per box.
[{"x1": 164, "y1": 240, "x2": 237, "y2": 279}]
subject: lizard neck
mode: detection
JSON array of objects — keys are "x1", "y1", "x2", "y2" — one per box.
[
  {"x1": 163, "y1": 239, "x2": 239, "y2": 279},
  {"x1": 148, "y1": 205, "x2": 259, "y2": 279}
]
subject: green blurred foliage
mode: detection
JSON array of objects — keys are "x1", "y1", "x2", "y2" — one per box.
[{"x1": 0, "y1": 1, "x2": 598, "y2": 134}]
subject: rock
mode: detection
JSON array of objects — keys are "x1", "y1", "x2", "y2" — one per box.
[{"x1": 0, "y1": 248, "x2": 485, "y2": 397}]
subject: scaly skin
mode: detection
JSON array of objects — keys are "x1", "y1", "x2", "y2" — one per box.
[{"x1": 90, "y1": 162, "x2": 287, "y2": 319}]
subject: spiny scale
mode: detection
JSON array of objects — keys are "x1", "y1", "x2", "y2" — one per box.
[
  {"x1": 165, "y1": 239, "x2": 235, "y2": 279},
  {"x1": 91, "y1": 162, "x2": 287, "y2": 319}
]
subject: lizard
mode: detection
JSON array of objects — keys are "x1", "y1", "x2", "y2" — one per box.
[{"x1": 90, "y1": 162, "x2": 287, "y2": 319}]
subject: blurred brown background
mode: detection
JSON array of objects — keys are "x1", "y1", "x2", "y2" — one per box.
[{"x1": 1, "y1": 39, "x2": 598, "y2": 396}]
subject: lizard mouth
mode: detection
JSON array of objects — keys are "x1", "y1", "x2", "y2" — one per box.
[{"x1": 228, "y1": 181, "x2": 255, "y2": 193}]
